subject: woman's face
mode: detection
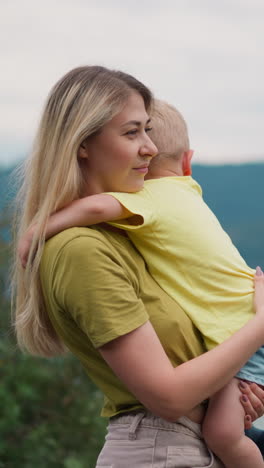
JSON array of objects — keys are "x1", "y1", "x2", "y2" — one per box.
[{"x1": 80, "y1": 92, "x2": 158, "y2": 194}]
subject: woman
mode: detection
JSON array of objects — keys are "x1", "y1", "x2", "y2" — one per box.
[{"x1": 13, "y1": 66, "x2": 264, "y2": 467}]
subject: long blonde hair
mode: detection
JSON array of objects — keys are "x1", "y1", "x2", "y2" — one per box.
[{"x1": 12, "y1": 66, "x2": 153, "y2": 357}]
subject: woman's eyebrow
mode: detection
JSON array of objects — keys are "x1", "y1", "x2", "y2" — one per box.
[{"x1": 121, "y1": 118, "x2": 151, "y2": 127}]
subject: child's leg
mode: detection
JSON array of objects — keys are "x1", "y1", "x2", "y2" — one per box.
[{"x1": 202, "y1": 378, "x2": 264, "y2": 468}]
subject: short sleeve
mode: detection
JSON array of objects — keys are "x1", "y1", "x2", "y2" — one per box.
[
  {"x1": 107, "y1": 188, "x2": 156, "y2": 232},
  {"x1": 51, "y1": 234, "x2": 149, "y2": 348}
]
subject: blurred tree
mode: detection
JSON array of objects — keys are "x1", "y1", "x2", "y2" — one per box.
[{"x1": 0, "y1": 213, "x2": 106, "y2": 468}]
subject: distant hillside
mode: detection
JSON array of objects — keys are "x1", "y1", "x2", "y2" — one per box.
[
  {"x1": 1, "y1": 162, "x2": 264, "y2": 268},
  {"x1": 0, "y1": 166, "x2": 16, "y2": 207},
  {"x1": 193, "y1": 163, "x2": 264, "y2": 268}
]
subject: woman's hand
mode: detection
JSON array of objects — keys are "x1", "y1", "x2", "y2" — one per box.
[
  {"x1": 239, "y1": 380, "x2": 264, "y2": 429},
  {"x1": 254, "y1": 266, "x2": 264, "y2": 317},
  {"x1": 240, "y1": 267, "x2": 264, "y2": 429},
  {"x1": 17, "y1": 226, "x2": 35, "y2": 268}
]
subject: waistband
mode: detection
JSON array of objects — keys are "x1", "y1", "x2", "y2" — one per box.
[{"x1": 110, "y1": 410, "x2": 203, "y2": 440}]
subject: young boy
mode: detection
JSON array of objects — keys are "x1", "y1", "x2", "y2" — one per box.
[{"x1": 19, "y1": 100, "x2": 264, "y2": 467}]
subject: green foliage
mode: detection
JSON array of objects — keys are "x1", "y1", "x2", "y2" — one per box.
[
  {"x1": 2, "y1": 349, "x2": 107, "y2": 466},
  {"x1": 0, "y1": 216, "x2": 107, "y2": 468},
  {"x1": 1, "y1": 333, "x2": 107, "y2": 467}
]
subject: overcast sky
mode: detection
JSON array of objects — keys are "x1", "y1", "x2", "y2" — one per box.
[{"x1": 1, "y1": 0, "x2": 264, "y2": 166}]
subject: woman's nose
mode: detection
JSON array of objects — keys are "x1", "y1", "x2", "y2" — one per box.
[{"x1": 139, "y1": 136, "x2": 158, "y2": 158}]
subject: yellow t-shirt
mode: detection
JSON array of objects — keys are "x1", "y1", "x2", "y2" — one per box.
[
  {"x1": 40, "y1": 226, "x2": 205, "y2": 417},
  {"x1": 108, "y1": 176, "x2": 255, "y2": 350}
]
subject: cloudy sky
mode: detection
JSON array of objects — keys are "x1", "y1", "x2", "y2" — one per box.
[{"x1": 1, "y1": 0, "x2": 264, "y2": 166}]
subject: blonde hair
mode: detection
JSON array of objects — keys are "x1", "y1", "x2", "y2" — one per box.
[
  {"x1": 150, "y1": 99, "x2": 189, "y2": 164},
  {"x1": 12, "y1": 65, "x2": 153, "y2": 357}
]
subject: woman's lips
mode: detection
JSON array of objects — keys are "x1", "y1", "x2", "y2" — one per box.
[{"x1": 133, "y1": 166, "x2": 149, "y2": 174}]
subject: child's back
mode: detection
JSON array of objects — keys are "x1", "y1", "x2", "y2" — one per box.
[{"x1": 108, "y1": 174, "x2": 255, "y2": 350}]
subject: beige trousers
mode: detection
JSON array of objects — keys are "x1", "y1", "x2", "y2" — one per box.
[{"x1": 96, "y1": 411, "x2": 225, "y2": 468}]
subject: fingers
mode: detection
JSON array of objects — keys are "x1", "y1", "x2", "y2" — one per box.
[
  {"x1": 21, "y1": 250, "x2": 28, "y2": 268},
  {"x1": 254, "y1": 266, "x2": 264, "y2": 283},
  {"x1": 247, "y1": 382, "x2": 264, "y2": 417},
  {"x1": 253, "y1": 266, "x2": 264, "y2": 314},
  {"x1": 239, "y1": 380, "x2": 264, "y2": 420},
  {"x1": 244, "y1": 414, "x2": 252, "y2": 430},
  {"x1": 17, "y1": 241, "x2": 30, "y2": 269},
  {"x1": 240, "y1": 392, "x2": 258, "y2": 422},
  {"x1": 256, "y1": 266, "x2": 264, "y2": 277},
  {"x1": 18, "y1": 249, "x2": 27, "y2": 269}
]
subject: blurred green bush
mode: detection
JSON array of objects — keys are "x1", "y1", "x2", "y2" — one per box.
[{"x1": 0, "y1": 219, "x2": 107, "y2": 468}]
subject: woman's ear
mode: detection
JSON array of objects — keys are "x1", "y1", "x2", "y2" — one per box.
[
  {"x1": 78, "y1": 142, "x2": 89, "y2": 159},
  {"x1": 182, "y1": 150, "x2": 194, "y2": 176}
]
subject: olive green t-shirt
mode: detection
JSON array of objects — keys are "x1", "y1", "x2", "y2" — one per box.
[{"x1": 40, "y1": 227, "x2": 205, "y2": 417}]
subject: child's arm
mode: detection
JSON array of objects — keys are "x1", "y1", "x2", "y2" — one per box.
[
  {"x1": 18, "y1": 194, "x2": 131, "y2": 267},
  {"x1": 45, "y1": 194, "x2": 131, "y2": 238}
]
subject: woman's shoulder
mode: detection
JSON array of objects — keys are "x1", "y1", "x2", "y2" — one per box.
[
  {"x1": 41, "y1": 226, "x2": 139, "y2": 274},
  {"x1": 41, "y1": 227, "x2": 110, "y2": 272},
  {"x1": 45, "y1": 226, "x2": 112, "y2": 254}
]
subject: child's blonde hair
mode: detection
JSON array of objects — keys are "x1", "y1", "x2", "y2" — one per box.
[
  {"x1": 12, "y1": 65, "x2": 153, "y2": 357},
  {"x1": 150, "y1": 100, "x2": 190, "y2": 163}
]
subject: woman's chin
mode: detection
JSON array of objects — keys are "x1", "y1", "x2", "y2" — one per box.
[
  {"x1": 127, "y1": 182, "x2": 144, "y2": 193},
  {"x1": 109, "y1": 177, "x2": 145, "y2": 194}
]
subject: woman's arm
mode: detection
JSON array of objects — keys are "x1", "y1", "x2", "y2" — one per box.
[
  {"x1": 99, "y1": 270, "x2": 264, "y2": 422},
  {"x1": 18, "y1": 194, "x2": 131, "y2": 267}
]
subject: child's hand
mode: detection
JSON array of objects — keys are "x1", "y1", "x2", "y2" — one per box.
[
  {"x1": 18, "y1": 226, "x2": 35, "y2": 268},
  {"x1": 254, "y1": 266, "x2": 264, "y2": 317}
]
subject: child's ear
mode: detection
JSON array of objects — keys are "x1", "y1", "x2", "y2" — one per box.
[{"x1": 182, "y1": 150, "x2": 194, "y2": 176}]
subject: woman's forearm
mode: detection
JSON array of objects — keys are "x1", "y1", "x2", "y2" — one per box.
[
  {"x1": 168, "y1": 315, "x2": 264, "y2": 418},
  {"x1": 100, "y1": 315, "x2": 264, "y2": 421}
]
